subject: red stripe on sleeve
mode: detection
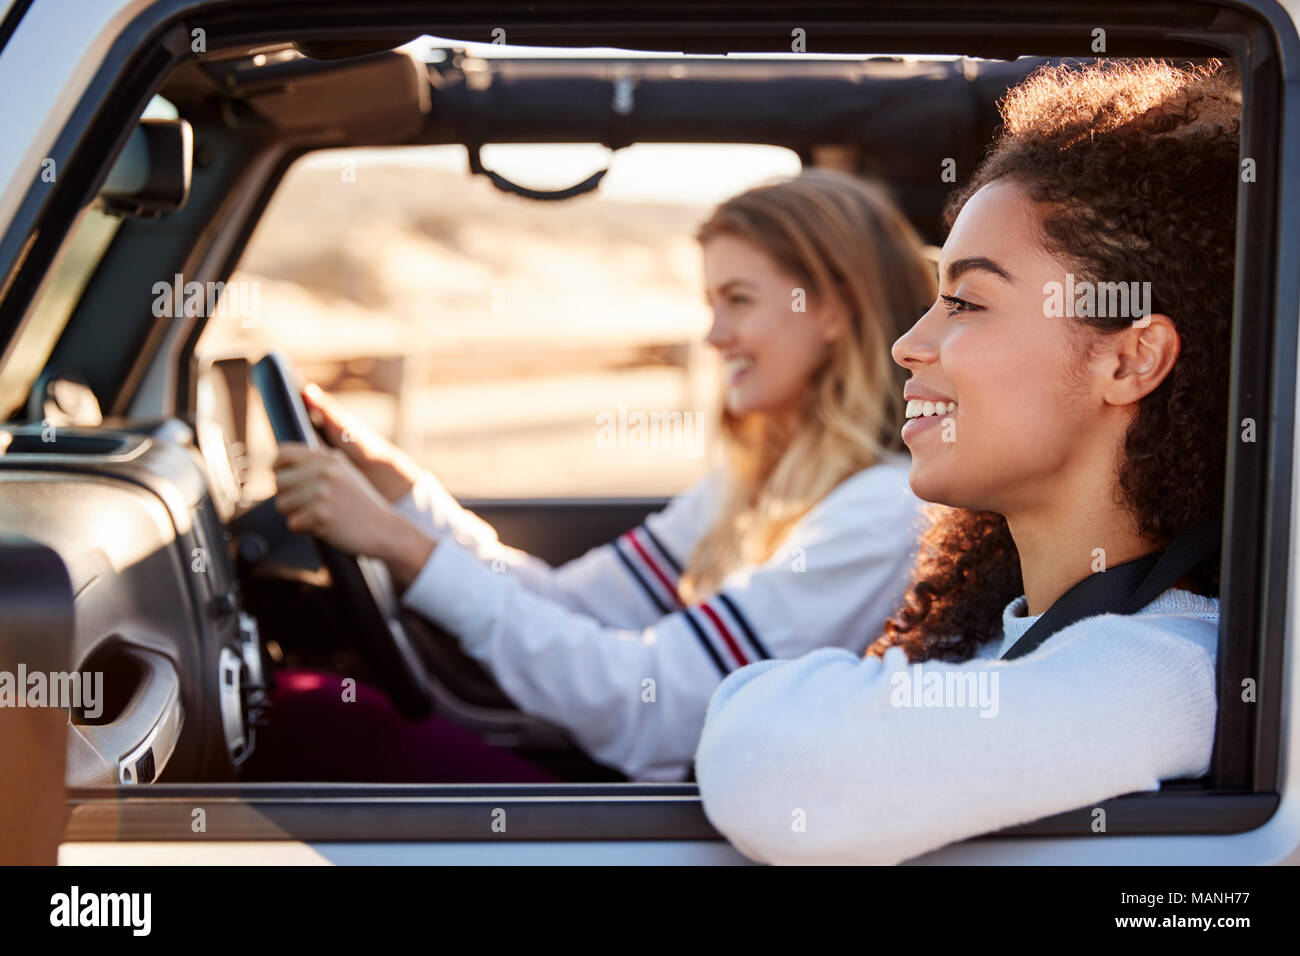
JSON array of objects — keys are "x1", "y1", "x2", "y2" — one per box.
[
  {"x1": 625, "y1": 530, "x2": 682, "y2": 607},
  {"x1": 700, "y1": 601, "x2": 749, "y2": 668}
]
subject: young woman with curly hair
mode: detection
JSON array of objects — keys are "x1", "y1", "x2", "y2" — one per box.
[{"x1": 695, "y1": 58, "x2": 1240, "y2": 863}]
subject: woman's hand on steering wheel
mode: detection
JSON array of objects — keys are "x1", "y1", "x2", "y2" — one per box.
[
  {"x1": 272, "y1": 442, "x2": 437, "y2": 590},
  {"x1": 300, "y1": 382, "x2": 422, "y2": 504}
]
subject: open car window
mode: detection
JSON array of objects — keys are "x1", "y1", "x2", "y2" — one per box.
[{"x1": 197, "y1": 142, "x2": 805, "y2": 499}]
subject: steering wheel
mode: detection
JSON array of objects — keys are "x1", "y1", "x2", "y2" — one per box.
[{"x1": 249, "y1": 351, "x2": 436, "y2": 720}]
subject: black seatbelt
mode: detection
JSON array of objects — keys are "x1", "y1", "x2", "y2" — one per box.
[{"x1": 1000, "y1": 516, "x2": 1222, "y2": 661}]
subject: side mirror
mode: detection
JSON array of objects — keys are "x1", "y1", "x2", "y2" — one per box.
[
  {"x1": 99, "y1": 118, "x2": 193, "y2": 218},
  {"x1": 0, "y1": 537, "x2": 74, "y2": 864}
]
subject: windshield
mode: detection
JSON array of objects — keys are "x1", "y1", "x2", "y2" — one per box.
[
  {"x1": 0, "y1": 95, "x2": 179, "y2": 421},
  {"x1": 0, "y1": 206, "x2": 122, "y2": 421}
]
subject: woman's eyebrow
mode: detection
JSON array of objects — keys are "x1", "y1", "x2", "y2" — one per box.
[
  {"x1": 944, "y1": 255, "x2": 1016, "y2": 286},
  {"x1": 705, "y1": 278, "x2": 755, "y2": 304}
]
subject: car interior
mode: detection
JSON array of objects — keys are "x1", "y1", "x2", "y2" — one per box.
[
  {"x1": 0, "y1": 3, "x2": 1290, "y2": 849},
  {"x1": 4, "y1": 43, "x2": 1070, "y2": 787}
]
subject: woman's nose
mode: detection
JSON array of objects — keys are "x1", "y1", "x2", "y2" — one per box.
[
  {"x1": 891, "y1": 305, "x2": 940, "y2": 369},
  {"x1": 705, "y1": 310, "x2": 731, "y2": 350}
]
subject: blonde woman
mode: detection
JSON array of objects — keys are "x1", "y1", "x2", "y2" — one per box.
[{"x1": 271, "y1": 169, "x2": 935, "y2": 781}]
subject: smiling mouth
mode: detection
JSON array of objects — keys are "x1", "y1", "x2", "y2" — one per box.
[
  {"x1": 904, "y1": 399, "x2": 957, "y2": 419},
  {"x1": 725, "y1": 356, "x2": 754, "y2": 384}
]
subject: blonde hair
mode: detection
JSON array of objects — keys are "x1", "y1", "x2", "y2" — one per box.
[{"x1": 679, "y1": 168, "x2": 937, "y2": 601}]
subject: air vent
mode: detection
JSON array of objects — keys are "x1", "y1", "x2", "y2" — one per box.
[{"x1": 0, "y1": 432, "x2": 133, "y2": 456}]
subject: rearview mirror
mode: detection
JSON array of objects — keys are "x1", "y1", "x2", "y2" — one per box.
[
  {"x1": 99, "y1": 118, "x2": 193, "y2": 217},
  {"x1": 291, "y1": 36, "x2": 419, "y2": 60}
]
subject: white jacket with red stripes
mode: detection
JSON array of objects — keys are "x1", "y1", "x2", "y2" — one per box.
[{"x1": 394, "y1": 452, "x2": 925, "y2": 781}]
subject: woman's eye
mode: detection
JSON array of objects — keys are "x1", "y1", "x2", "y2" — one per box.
[
  {"x1": 729, "y1": 295, "x2": 751, "y2": 307},
  {"x1": 940, "y1": 294, "x2": 979, "y2": 316}
]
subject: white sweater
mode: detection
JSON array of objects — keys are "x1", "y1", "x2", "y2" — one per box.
[
  {"x1": 694, "y1": 588, "x2": 1220, "y2": 864},
  {"x1": 392, "y1": 455, "x2": 925, "y2": 781}
]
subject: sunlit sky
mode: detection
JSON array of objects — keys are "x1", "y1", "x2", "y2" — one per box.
[{"x1": 298, "y1": 142, "x2": 803, "y2": 206}]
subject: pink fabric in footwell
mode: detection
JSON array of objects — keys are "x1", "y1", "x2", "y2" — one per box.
[{"x1": 241, "y1": 668, "x2": 557, "y2": 783}]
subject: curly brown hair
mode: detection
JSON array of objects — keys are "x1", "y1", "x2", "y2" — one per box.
[{"x1": 869, "y1": 58, "x2": 1241, "y2": 663}]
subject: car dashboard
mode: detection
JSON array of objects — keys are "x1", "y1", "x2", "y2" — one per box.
[{"x1": 0, "y1": 420, "x2": 266, "y2": 786}]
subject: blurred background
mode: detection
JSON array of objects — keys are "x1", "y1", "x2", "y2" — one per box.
[{"x1": 197, "y1": 141, "x2": 802, "y2": 498}]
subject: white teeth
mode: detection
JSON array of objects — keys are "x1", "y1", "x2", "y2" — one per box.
[
  {"x1": 726, "y1": 357, "x2": 754, "y2": 378},
  {"x1": 906, "y1": 399, "x2": 956, "y2": 419}
]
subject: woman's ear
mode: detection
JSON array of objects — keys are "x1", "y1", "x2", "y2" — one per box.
[
  {"x1": 810, "y1": 293, "x2": 849, "y2": 346},
  {"x1": 1102, "y1": 313, "x2": 1181, "y2": 406},
  {"x1": 817, "y1": 312, "x2": 844, "y2": 345}
]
